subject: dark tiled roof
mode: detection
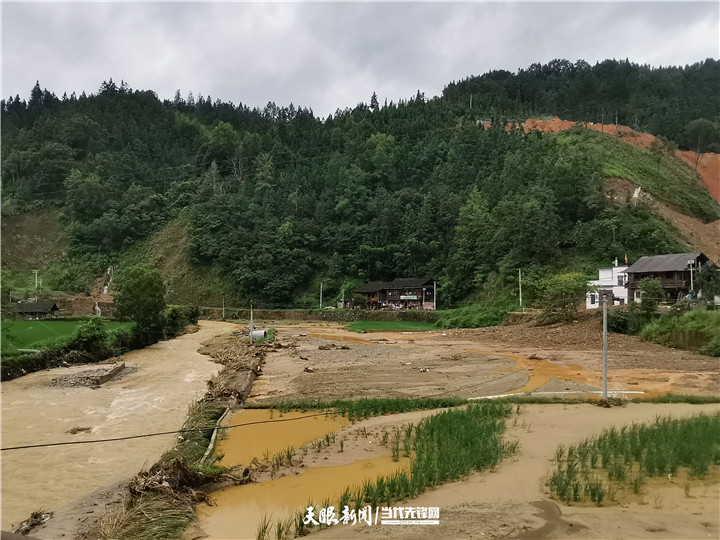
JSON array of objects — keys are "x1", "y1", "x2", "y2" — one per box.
[
  {"x1": 385, "y1": 278, "x2": 434, "y2": 289},
  {"x1": 353, "y1": 281, "x2": 389, "y2": 293},
  {"x1": 353, "y1": 278, "x2": 435, "y2": 293},
  {"x1": 14, "y1": 301, "x2": 60, "y2": 313},
  {"x1": 625, "y1": 253, "x2": 705, "y2": 274}
]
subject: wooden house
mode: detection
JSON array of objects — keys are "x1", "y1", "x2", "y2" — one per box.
[
  {"x1": 625, "y1": 252, "x2": 710, "y2": 302},
  {"x1": 13, "y1": 301, "x2": 60, "y2": 320}
]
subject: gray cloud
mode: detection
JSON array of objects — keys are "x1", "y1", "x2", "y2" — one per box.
[{"x1": 2, "y1": 2, "x2": 718, "y2": 117}]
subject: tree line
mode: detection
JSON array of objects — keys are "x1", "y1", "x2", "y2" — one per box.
[{"x1": 2, "y1": 58, "x2": 718, "y2": 307}]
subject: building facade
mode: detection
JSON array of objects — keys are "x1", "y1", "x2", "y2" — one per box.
[
  {"x1": 587, "y1": 263, "x2": 628, "y2": 309},
  {"x1": 353, "y1": 278, "x2": 436, "y2": 310},
  {"x1": 625, "y1": 252, "x2": 709, "y2": 303}
]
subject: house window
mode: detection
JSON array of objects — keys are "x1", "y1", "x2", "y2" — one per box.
[
  {"x1": 590, "y1": 293, "x2": 596, "y2": 305},
  {"x1": 617, "y1": 275, "x2": 624, "y2": 286}
]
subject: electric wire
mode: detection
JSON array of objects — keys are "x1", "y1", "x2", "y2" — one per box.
[{"x1": 0, "y1": 410, "x2": 344, "y2": 452}]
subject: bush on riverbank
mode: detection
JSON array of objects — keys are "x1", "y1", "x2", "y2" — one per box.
[
  {"x1": 640, "y1": 308, "x2": 720, "y2": 357},
  {"x1": 1, "y1": 304, "x2": 201, "y2": 380}
]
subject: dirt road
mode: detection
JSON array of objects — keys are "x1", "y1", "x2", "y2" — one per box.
[{"x1": 0, "y1": 320, "x2": 238, "y2": 533}]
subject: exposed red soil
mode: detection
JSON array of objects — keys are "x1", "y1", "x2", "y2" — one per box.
[
  {"x1": 520, "y1": 117, "x2": 720, "y2": 205},
  {"x1": 677, "y1": 150, "x2": 720, "y2": 202}
]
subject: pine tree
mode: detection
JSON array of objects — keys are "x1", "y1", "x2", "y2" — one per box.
[
  {"x1": 29, "y1": 80, "x2": 43, "y2": 108},
  {"x1": 370, "y1": 92, "x2": 379, "y2": 111}
]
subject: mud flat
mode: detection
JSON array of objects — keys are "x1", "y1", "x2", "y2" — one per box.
[{"x1": 0, "y1": 320, "x2": 239, "y2": 533}]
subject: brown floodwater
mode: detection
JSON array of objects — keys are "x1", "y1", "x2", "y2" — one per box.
[
  {"x1": 0, "y1": 320, "x2": 237, "y2": 530},
  {"x1": 197, "y1": 454, "x2": 410, "y2": 540},
  {"x1": 215, "y1": 409, "x2": 350, "y2": 467}
]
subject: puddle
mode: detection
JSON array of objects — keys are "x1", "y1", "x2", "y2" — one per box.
[
  {"x1": 467, "y1": 348, "x2": 589, "y2": 395},
  {"x1": 198, "y1": 454, "x2": 410, "y2": 539},
  {"x1": 215, "y1": 409, "x2": 350, "y2": 467}
]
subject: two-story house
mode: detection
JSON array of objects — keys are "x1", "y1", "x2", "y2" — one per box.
[{"x1": 586, "y1": 260, "x2": 628, "y2": 309}]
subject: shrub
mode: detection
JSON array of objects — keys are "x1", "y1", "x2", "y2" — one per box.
[
  {"x1": 164, "y1": 305, "x2": 200, "y2": 338},
  {"x1": 607, "y1": 303, "x2": 651, "y2": 335},
  {"x1": 435, "y1": 303, "x2": 511, "y2": 329},
  {"x1": 533, "y1": 273, "x2": 589, "y2": 324},
  {"x1": 69, "y1": 316, "x2": 111, "y2": 357},
  {"x1": 108, "y1": 326, "x2": 135, "y2": 350}
]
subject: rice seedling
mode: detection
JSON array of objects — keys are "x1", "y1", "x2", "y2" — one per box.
[
  {"x1": 391, "y1": 428, "x2": 401, "y2": 462},
  {"x1": 256, "y1": 513, "x2": 272, "y2": 540},
  {"x1": 547, "y1": 413, "x2": 719, "y2": 506},
  {"x1": 402, "y1": 424, "x2": 414, "y2": 457},
  {"x1": 257, "y1": 397, "x2": 467, "y2": 421}
]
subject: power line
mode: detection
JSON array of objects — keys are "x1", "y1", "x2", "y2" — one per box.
[{"x1": 0, "y1": 410, "x2": 343, "y2": 452}]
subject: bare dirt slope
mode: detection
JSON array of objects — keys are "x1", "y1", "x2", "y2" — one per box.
[{"x1": 607, "y1": 176, "x2": 720, "y2": 263}]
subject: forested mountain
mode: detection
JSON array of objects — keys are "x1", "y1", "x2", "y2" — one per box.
[
  {"x1": 444, "y1": 58, "x2": 720, "y2": 150},
  {"x1": 2, "y1": 59, "x2": 719, "y2": 307}
]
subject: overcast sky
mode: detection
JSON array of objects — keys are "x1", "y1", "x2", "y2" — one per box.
[{"x1": 2, "y1": 2, "x2": 718, "y2": 118}]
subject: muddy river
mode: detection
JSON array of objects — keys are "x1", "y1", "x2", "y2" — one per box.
[{"x1": 0, "y1": 320, "x2": 238, "y2": 531}]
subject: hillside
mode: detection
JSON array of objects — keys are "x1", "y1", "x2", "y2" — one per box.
[{"x1": 2, "y1": 59, "x2": 719, "y2": 307}]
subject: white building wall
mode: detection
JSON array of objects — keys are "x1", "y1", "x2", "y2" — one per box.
[{"x1": 586, "y1": 265, "x2": 629, "y2": 309}]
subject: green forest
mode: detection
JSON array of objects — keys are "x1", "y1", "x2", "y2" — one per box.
[{"x1": 2, "y1": 58, "x2": 719, "y2": 308}]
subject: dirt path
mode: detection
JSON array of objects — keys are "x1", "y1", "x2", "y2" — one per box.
[
  {"x1": 0, "y1": 320, "x2": 239, "y2": 534},
  {"x1": 309, "y1": 403, "x2": 719, "y2": 540}
]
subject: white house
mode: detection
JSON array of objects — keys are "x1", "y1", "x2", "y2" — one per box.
[{"x1": 587, "y1": 260, "x2": 629, "y2": 309}]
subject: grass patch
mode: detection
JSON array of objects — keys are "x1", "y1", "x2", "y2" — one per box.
[
  {"x1": 162, "y1": 400, "x2": 227, "y2": 466},
  {"x1": 640, "y1": 308, "x2": 720, "y2": 357},
  {"x1": 251, "y1": 397, "x2": 468, "y2": 420},
  {"x1": 346, "y1": 320, "x2": 437, "y2": 333},
  {"x1": 1, "y1": 319, "x2": 132, "y2": 354},
  {"x1": 555, "y1": 128, "x2": 720, "y2": 223},
  {"x1": 631, "y1": 394, "x2": 720, "y2": 404},
  {"x1": 435, "y1": 303, "x2": 513, "y2": 329},
  {"x1": 96, "y1": 493, "x2": 194, "y2": 540},
  {"x1": 548, "y1": 413, "x2": 720, "y2": 506}
]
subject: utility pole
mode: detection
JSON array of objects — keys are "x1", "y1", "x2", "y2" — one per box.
[
  {"x1": 341, "y1": 288, "x2": 345, "y2": 309},
  {"x1": 33, "y1": 269, "x2": 39, "y2": 291},
  {"x1": 222, "y1": 297, "x2": 225, "y2": 320},
  {"x1": 688, "y1": 259, "x2": 695, "y2": 292},
  {"x1": 433, "y1": 280, "x2": 437, "y2": 311},
  {"x1": 250, "y1": 303, "x2": 254, "y2": 331},
  {"x1": 602, "y1": 291, "x2": 609, "y2": 399},
  {"x1": 319, "y1": 281, "x2": 323, "y2": 310},
  {"x1": 518, "y1": 269, "x2": 523, "y2": 311}
]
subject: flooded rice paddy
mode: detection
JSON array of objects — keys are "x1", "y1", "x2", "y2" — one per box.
[
  {"x1": 215, "y1": 409, "x2": 350, "y2": 467},
  {"x1": 198, "y1": 408, "x2": 408, "y2": 539}
]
